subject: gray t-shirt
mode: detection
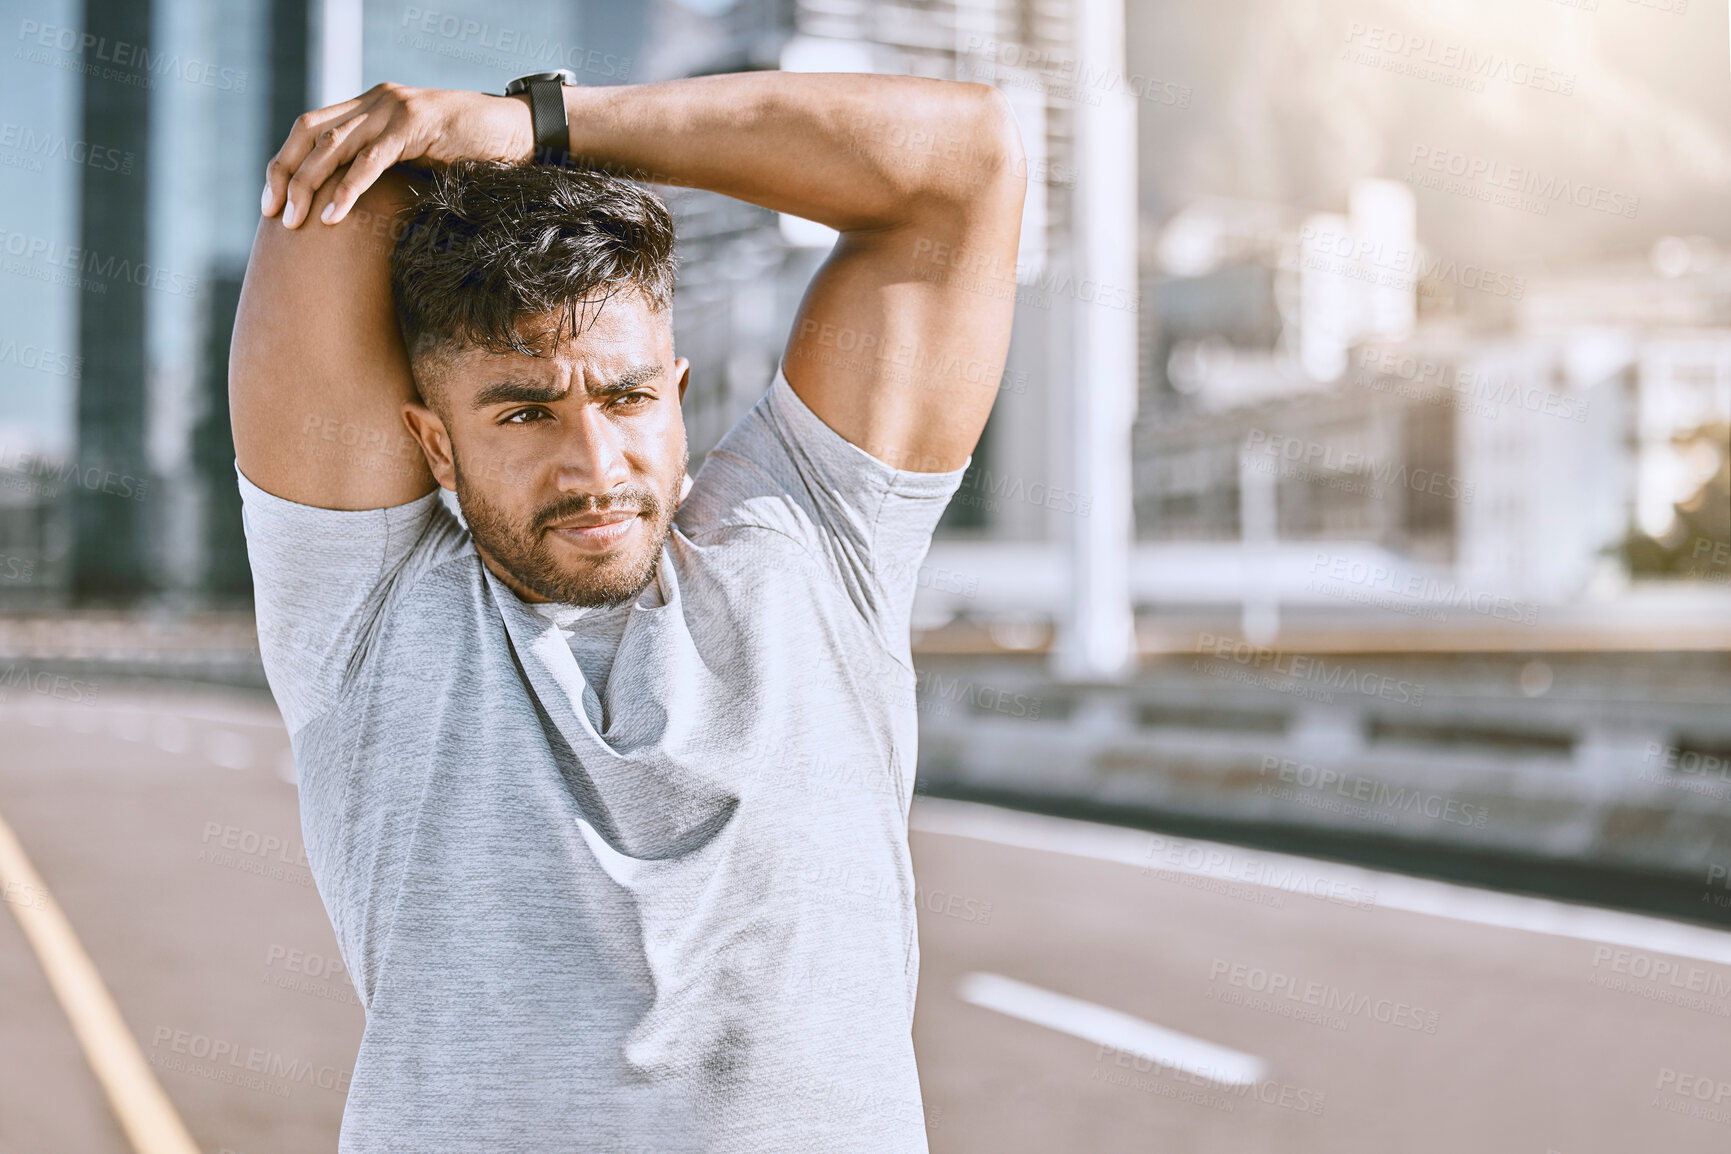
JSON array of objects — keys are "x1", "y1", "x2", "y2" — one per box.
[
  {"x1": 239, "y1": 367, "x2": 965, "y2": 1154},
  {"x1": 531, "y1": 601, "x2": 635, "y2": 730}
]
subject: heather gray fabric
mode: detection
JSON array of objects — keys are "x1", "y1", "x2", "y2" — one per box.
[
  {"x1": 531, "y1": 601, "x2": 635, "y2": 730},
  {"x1": 239, "y1": 367, "x2": 965, "y2": 1154}
]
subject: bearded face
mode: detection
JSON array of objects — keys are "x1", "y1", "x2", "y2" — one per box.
[
  {"x1": 454, "y1": 440, "x2": 685, "y2": 607},
  {"x1": 403, "y1": 295, "x2": 691, "y2": 607}
]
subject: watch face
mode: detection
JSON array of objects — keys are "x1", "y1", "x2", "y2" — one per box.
[{"x1": 505, "y1": 69, "x2": 578, "y2": 94}]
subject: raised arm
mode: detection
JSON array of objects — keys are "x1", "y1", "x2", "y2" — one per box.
[
  {"x1": 234, "y1": 89, "x2": 543, "y2": 510},
  {"x1": 549, "y1": 74, "x2": 1028, "y2": 473},
  {"x1": 257, "y1": 72, "x2": 1026, "y2": 488},
  {"x1": 231, "y1": 172, "x2": 432, "y2": 510}
]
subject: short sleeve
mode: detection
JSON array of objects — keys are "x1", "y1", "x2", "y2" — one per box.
[
  {"x1": 674, "y1": 367, "x2": 967, "y2": 665},
  {"x1": 237, "y1": 465, "x2": 470, "y2": 735}
]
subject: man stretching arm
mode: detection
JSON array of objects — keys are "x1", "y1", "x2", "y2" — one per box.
[{"x1": 232, "y1": 72, "x2": 1023, "y2": 1153}]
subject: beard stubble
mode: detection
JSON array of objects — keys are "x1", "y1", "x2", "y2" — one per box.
[{"x1": 453, "y1": 444, "x2": 687, "y2": 607}]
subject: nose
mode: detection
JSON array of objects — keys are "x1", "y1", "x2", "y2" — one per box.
[{"x1": 553, "y1": 403, "x2": 632, "y2": 498}]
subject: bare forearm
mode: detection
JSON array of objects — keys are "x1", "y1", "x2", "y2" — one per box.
[
  {"x1": 261, "y1": 75, "x2": 1021, "y2": 236},
  {"x1": 243, "y1": 73, "x2": 1026, "y2": 494},
  {"x1": 560, "y1": 73, "x2": 1021, "y2": 232}
]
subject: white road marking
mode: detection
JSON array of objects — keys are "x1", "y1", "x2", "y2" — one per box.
[
  {"x1": 912, "y1": 797, "x2": 1731, "y2": 966},
  {"x1": 0, "y1": 805, "x2": 200, "y2": 1154},
  {"x1": 0, "y1": 698, "x2": 287, "y2": 731},
  {"x1": 956, "y1": 971, "x2": 1267, "y2": 1087}
]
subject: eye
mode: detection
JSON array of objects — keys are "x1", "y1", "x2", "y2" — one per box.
[
  {"x1": 502, "y1": 407, "x2": 549, "y2": 425},
  {"x1": 612, "y1": 392, "x2": 652, "y2": 409}
]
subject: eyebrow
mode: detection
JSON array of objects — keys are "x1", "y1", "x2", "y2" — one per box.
[{"x1": 471, "y1": 362, "x2": 665, "y2": 410}]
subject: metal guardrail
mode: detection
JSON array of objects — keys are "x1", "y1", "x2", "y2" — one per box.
[{"x1": 913, "y1": 647, "x2": 1731, "y2": 927}]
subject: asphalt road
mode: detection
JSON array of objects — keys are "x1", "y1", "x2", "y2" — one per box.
[{"x1": 2, "y1": 686, "x2": 1729, "y2": 1154}]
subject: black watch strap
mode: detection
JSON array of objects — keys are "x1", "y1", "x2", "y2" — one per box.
[
  {"x1": 504, "y1": 70, "x2": 576, "y2": 164},
  {"x1": 525, "y1": 79, "x2": 570, "y2": 164}
]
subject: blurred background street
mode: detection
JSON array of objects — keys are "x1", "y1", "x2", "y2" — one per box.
[
  {"x1": 4, "y1": 0, "x2": 1731, "y2": 1149},
  {"x1": 4, "y1": 685, "x2": 1731, "y2": 1153}
]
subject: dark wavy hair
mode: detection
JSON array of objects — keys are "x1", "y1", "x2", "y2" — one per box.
[{"x1": 389, "y1": 161, "x2": 677, "y2": 375}]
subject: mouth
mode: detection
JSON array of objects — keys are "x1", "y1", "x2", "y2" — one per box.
[{"x1": 544, "y1": 510, "x2": 642, "y2": 552}]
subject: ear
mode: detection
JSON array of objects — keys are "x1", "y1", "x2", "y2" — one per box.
[
  {"x1": 673, "y1": 356, "x2": 690, "y2": 403},
  {"x1": 402, "y1": 401, "x2": 456, "y2": 491}
]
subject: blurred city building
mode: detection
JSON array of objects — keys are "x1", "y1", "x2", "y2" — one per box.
[
  {"x1": 20, "y1": 0, "x2": 1721, "y2": 623},
  {"x1": 903, "y1": 182, "x2": 1731, "y2": 633},
  {"x1": 0, "y1": 0, "x2": 1090, "y2": 604}
]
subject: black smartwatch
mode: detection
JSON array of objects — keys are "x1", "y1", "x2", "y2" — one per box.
[{"x1": 504, "y1": 69, "x2": 578, "y2": 164}]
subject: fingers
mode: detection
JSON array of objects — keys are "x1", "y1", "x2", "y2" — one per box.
[
  {"x1": 262, "y1": 95, "x2": 367, "y2": 221},
  {"x1": 324, "y1": 123, "x2": 410, "y2": 226},
  {"x1": 265, "y1": 83, "x2": 451, "y2": 229},
  {"x1": 281, "y1": 110, "x2": 381, "y2": 228}
]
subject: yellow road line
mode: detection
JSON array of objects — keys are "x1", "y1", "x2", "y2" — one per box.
[{"x1": 0, "y1": 805, "x2": 200, "y2": 1154}]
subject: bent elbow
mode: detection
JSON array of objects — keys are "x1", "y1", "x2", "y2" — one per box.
[
  {"x1": 977, "y1": 84, "x2": 1028, "y2": 186},
  {"x1": 945, "y1": 83, "x2": 1027, "y2": 206}
]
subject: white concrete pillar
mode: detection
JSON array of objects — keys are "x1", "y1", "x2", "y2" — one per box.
[
  {"x1": 1052, "y1": 0, "x2": 1138, "y2": 683},
  {"x1": 317, "y1": 0, "x2": 364, "y2": 108}
]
